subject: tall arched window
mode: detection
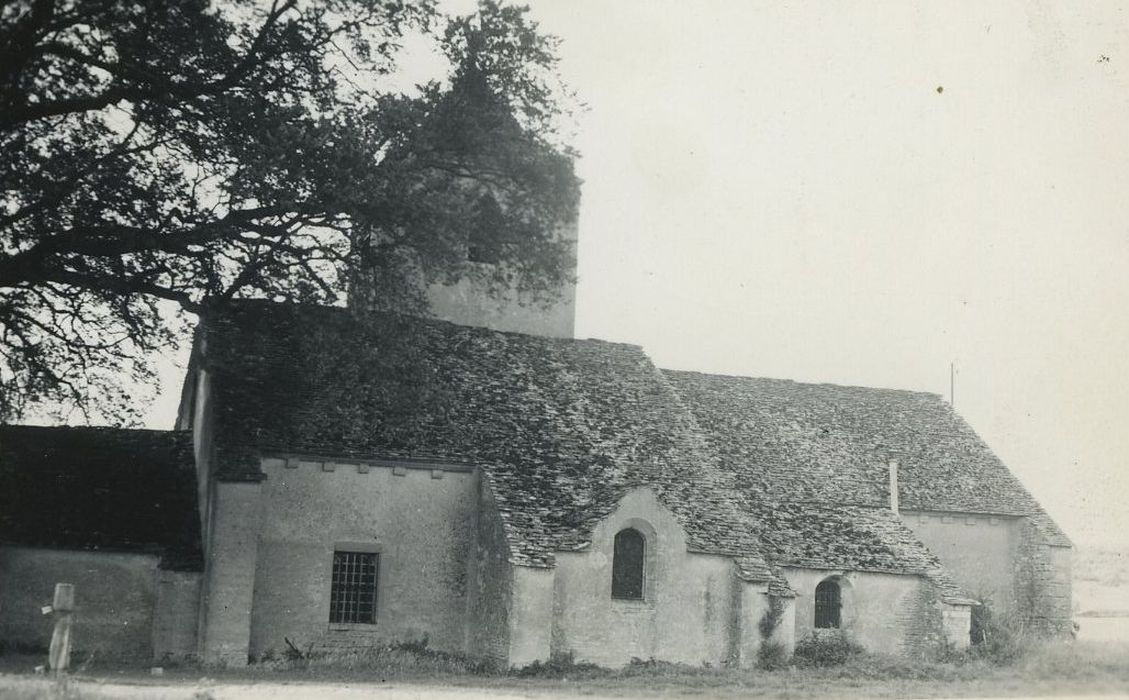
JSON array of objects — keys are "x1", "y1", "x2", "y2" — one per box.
[
  {"x1": 611, "y1": 528, "x2": 645, "y2": 600},
  {"x1": 814, "y1": 579, "x2": 841, "y2": 628}
]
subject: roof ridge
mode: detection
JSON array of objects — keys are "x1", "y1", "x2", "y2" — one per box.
[
  {"x1": 204, "y1": 298, "x2": 644, "y2": 350},
  {"x1": 662, "y1": 368, "x2": 943, "y2": 399}
]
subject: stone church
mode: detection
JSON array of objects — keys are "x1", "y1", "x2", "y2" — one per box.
[{"x1": 0, "y1": 208, "x2": 1072, "y2": 668}]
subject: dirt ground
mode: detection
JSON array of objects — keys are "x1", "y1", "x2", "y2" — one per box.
[
  {"x1": 3, "y1": 639, "x2": 1129, "y2": 700},
  {"x1": 0, "y1": 675, "x2": 734, "y2": 699},
  {"x1": 4, "y1": 675, "x2": 561, "y2": 699},
  {"x1": 3, "y1": 675, "x2": 1129, "y2": 700}
]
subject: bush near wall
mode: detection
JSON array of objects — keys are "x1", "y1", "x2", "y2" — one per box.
[
  {"x1": 967, "y1": 598, "x2": 1056, "y2": 665},
  {"x1": 756, "y1": 641, "x2": 789, "y2": 670},
  {"x1": 792, "y1": 630, "x2": 865, "y2": 667},
  {"x1": 250, "y1": 638, "x2": 493, "y2": 676}
]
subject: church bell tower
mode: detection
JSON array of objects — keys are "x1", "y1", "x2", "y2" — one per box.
[
  {"x1": 350, "y1": 48, "x2": 579, "y2": 339},
  {"x1": 422, "y1": 216, "x2": 577, "y2": 339}
]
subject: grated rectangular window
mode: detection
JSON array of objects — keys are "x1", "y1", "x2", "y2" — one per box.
[{"x1": 330, "y1": 551, "x2": 378, "y2": 624}]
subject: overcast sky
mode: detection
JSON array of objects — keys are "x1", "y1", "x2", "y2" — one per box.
[
  {"x1": 151, "y1": 1, "x2": 1128, "y2": 550},
  {"x1": 525, "y1": 0, "x2": 1129, "y2": 550}
]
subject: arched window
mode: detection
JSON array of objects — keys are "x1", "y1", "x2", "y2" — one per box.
[
  {"x1": 611, "y1": 528, "x2": 645, "y2": 600},
  {"x1": 814, "y1": 579, "x2": 841, "y2": 628}
]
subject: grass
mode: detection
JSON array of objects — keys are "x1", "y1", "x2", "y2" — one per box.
[
  {"x1": 247, "y1": 638, "x2": 492, "y2": 677},
  {"x1": 2, "y1": 638, "x2": 1128, "y2": 699},
  {"x1": 506, "y1": 642, "x2": 1129, "y2": 697}
]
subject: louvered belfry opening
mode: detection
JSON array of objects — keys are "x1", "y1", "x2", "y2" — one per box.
[
  {"x1": 330, "y1": 551, "x2": 379, "y2": 624},
  {"x1": 611, "y1": 528, "x2": 646, "y2": 600},
  {"x1": 814, "y1": 578, "x2": 841, "y2": 628}
]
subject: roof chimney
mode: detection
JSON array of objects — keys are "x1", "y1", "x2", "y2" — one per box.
[{"x1": 888, "y1": 458, "x2": 900, "y2": 513}]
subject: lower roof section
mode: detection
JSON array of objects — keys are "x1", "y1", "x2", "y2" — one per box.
[{"x1": 0, "y1": 424, "x2": 202, "y2": 570}]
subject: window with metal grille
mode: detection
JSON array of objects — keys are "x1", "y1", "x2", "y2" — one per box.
[
  {"x1": 330, "y1": 551, "x2": 378, "y2": 624},
  {"x1": 611, "y1": 528, "x2": 645, "y2": 600},
  {"x1": 814, "y1": 579, "x2": 841, "y2": 628}
]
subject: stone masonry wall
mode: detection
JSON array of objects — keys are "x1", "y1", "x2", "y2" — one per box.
[
  {"x1": 550, "y1": 487, "x2": 738, "y2": 667},
  {"x1": 247, "y1": 457, "x2": 477, "y2": 659},
  {"x1": 1013, "y1": 518, "x2": 1073, "y2": 634},
  {"x1": 899, "y1": 579, "x2": 971, "y2": 657},
  {"x1": 784, "y1": 567, "x2": 948, "y2": 657},
  {"x1": 465, "y1": 479, "x2": 513, "y2": 667},
  {"x1": 200, "y1": 480, "x2": 262, "y2": 665},
  {"x1": 900, "y1": 510, "x2": 1019, "y2": 613},
  {"x1": 425, "y1": 266, "x2": 576, "y2": 339},
  {"x1": 152, "y1": 569, "x2": 202, "y2": 662},
  {"x1": 422, "y1": 218, "x2": 578, "y2": 339},
  {"x1": 735, "y1": 584, "x2": 791, "y2": 667},
  {"x1": 508, "y1": 566, "x2": 555, "y2": 667},
  {"x1": 902, "y1": 509, "x2": 1072, "y2": 634}
]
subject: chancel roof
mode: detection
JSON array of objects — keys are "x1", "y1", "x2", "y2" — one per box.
[{"x1": 663, "y1": 371, "x2": 1070, "y2": 548}]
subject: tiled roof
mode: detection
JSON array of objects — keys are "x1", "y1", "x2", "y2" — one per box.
[
  {"x1": 663, "y1": 371, "x2": 1070, "y2": 548},
  {"x1": 744, "y1": 500, "x2": 971, "y2": 602},
  {"x1": 0, "y1": 425, "x2": 202, "y2": 570},
  {"x1": 201, "y1": 301, "x2": 777, "y2": 579},
  {"x1": 199, "y1": 301, "x2": 1051, "y2": 598}
]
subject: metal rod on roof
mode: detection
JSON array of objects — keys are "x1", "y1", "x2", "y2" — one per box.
[{"x1": 888, "y1": 459, "x2": 900, "y2": 513}]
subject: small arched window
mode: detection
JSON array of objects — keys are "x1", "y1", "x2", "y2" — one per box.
[
  {"x1": 814, "y1": 579, "x2": 841, "y2": 628},
  {"x1": 611, "y1": 528, "x2": 645, "y2": 600}
]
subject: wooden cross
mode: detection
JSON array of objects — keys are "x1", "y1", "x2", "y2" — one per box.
[{"x1": 46, "y1": 583, "x2": 74, "y2": 674}]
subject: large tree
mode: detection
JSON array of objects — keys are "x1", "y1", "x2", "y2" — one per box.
[{"x1": 0, "y1": 0, "x2": 580, "y2": 422}]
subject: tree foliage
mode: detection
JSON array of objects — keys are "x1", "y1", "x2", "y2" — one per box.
[{"x1": 0, "y1": 0, "x2": 580, "y2": 422}]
